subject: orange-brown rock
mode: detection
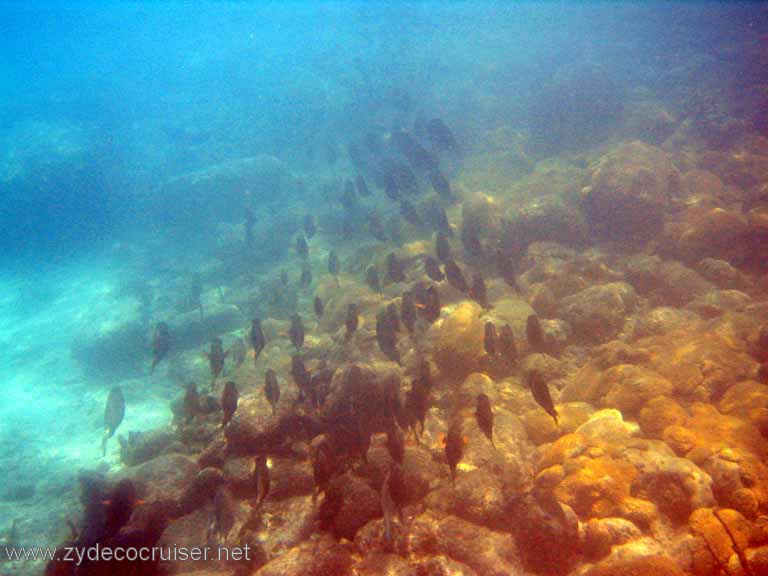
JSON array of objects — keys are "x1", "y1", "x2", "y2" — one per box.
[{"x1": 639, "y1": 396, "x2": 687, "y2": 438}]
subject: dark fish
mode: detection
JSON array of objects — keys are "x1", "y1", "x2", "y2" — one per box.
[
  {"x1": 393, "y1": 161, "x2": 419, "y2": 195},
  {"x1": 484, "y1": 321, "x2": 497, "y2": 356},
  {"x1": 300, "y1": 262, "x2": 312, "y2": 289},
  {"x1": 280, "y1": 269, "x2": 289, "y2": 286},
  {"x1": 207, "y1": 338, "x2": 228, "y2": 385},
  {"x1": 368, "y1": 211, "x2": 388, "y2": 242},
  {"x1": 250, "y1": 318, "x2": 266, "y2": 364},
  {"x1": 444, "y1": 419, "x2": 466, "y2": 486},
  {"x1": 427, "y1": 201, "x2": 453, "y2": 237},
  {"x1": 252, "y1": 455, "x2": 270, "y2": 506},
  {"x1": 498, "y1": 325, "x2": 518, "y2": 365},
  {"x1": 413, "y1": 283, "x2": 441, "y2": 323},
  {"x1": 424, "y1": 255, "x2": 444, "y2": 281},
  {"x1": 470, "y1": 272, "x2": 489, "y2": 308},
  {"x1": 527, "y1": 370, "x2": 558, "y2": 425},
  {"x1": 150, "y1": 322, "x2": 170, "y2": 374},
  {"x1": 444, "y1": 260, "x2": 468, "y2": 293},
  {"x1": 496, "y1": 249, "x2": 519, "y2": 290},
  {"x1": 430, "y1": 168, "x2": 452, "y2": 199},
  {"x1": 436, "y1": 232, "x2": 452, "y2": 263},
  {"x1": 314, "y1": 295, "x2": 324, "y2": 318},
  {"x1": 401, "y1": 291, "x2": 417, "y2": 333},
  {"x1": 345, "y1": 303, "x2": 359, "y2": 336},
  {"x1": 291, "y1": 355, "x2": 312, "y2": 402},
  {"x1": 386, "y1": 421, "x2": 405, "y2": 465},
  {"x1": 289, "y1": 314, "x2": 305, "y2": 351},
  {"x1": 103, "y1": 479, "x2": 137, "y2": 541},
  {"x1": 311, "y1": 367, "x2": 334, "y2": 408},
  {"x1": 393, "y1": 129, "x2": 437, "y2": 172},
  {"x1": 381, "y1": 463, "x2": 407, "y2": 543},
  {"x1": 387, "y1": 252, "x2": 406, "y2": 283},
  {"x1": 366, "y1": 266, "x2": 382, "y2": 294},
  {"x1": 404, "y1": 377, "x2": 430, "y2": 437},
  {"x1": 400, "y1": 199, "x2": 423, "y2": 227},
  {"x1": 328, "y1": 251, "x2": 340, "y2": 278},
  {"x1": 296, "y1": 235, "x2": 309, "y2": 259},
  {"x1": 182, "y1": 382, "x2": 199, "y2": 424},
  {"x1": 476, "y1": 393, "x2": 494, "y2": 447},
  {"x1": 385, "y1": 303, "x2": 401, "y2": 333},
  {"x1": 312, "y1": 439, "x2": 336, "y2": 499},
  {"x1": 264, "y1": 369, "x2": 280, "y2": 415},
  {"x1": 526, "y1": 314, "x2": 545, "y2": 353},
  {"x1": 355, "y1": 174, "x2": 370, "y2": 197},
  {"x1": 462, "y1": 224, "x2": 483, "y2": 257},
  {"x1": 221, "y1": 381, "x2": 239, "y2": 427},
  {"x1": 384, "y1": 173, "x2": 401, "y2": 201},
  {"x1": 304, "y1": 214, "x2": 316, "y2": 239},
  {"x1": 102, "y1": 386, "x2": 125, "y2": 456},
  {"x1": 210, "y1": 487, "x2": 235, "y2": 544},
  {"x1": 427, "y1": 118, "x2": 459, "y2": 152},
  {"x1": 230, "y1": 338, "x2": 246, "y2": 368},
  {"x1": 376, "y1": 308, "x2": 400, "y2": 363}
]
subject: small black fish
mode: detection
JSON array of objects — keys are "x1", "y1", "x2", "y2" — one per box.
[
  {"x1": 296, "y1": 235, "x2": 309, "y2": 259},
  {"x1": 527, "y1": 370, "x2": 558, "y2": 425},
  {"x1": 304, "y1": 214, "x2": 316, "y2": 239},
  {"x1": 413, "y1": 283, "x2": 441, "y2": 323},
  {"x1": 387, "y1": 253, "x2": 406, "y2": 283},
  {"x1": 400, "y1": 199, "x2": 423, "y2": 227},
  {"x1": 182, "y1": 381, "x2": 199, "y2": 424},
  {"x1": 436, "y1": 232, "x2": 452, "y2": 263},
  {"x1": 102, "y1": 386, "x2": 125, "y2": 456},
  {"x1": 444, "y1": 419, "x2": 466, "y2": 487},
  {"x1": 526, "y1": 314, "x2": 545, "y2": 353},
  {"x1": 496, "y1": 249, "x2": 519, "y2": 291},
  {"x1": 462, "y1": 224, "x2": 483, "y2": 257},
  {"x1": 210, "y1": 487, "x2": 235, "y2": 544},
  {"x1": 366, "y1": 266, "x2": 382, "y2": 294},
  {"x1": 221, "y1": 381, "x2": 239, "y2": 427},
  {"x1": 289, "y1": 314, "x2": 305, "y2": 351},
  {"x1": 314, "y1": 295, "x2": 324, "y2": 318},
  {"x1": 401, "y1": 291, "x2": 417, "y2": 333},
  {"x1": 476, "y1": 393, "x2": 494, "y2": 447},
  {"x1": 328, "y1": 251, "x2": 340, "y2": 278},
  {"x1": 368, "y1": 211, "x2": 388, "y2": 242},
  {"x1": 470, "y1": 272, "x2": 489, "y2": 308},
  {"x1": 207, "y1": 338, "x2": 228, "y2": 385},
  {"x1": 355, "y1": 174, "x2": 370, "y2": 197},
  {"x1": 291, "y1": 355, "x2": 312, "y2": 402},
  {"x1": 424, "y1": 255, "x2": 445, "y2": 281},
  {"x1": 444, "y1": 260, "x2": 468, "y2": 293},
  {"x1": 498, "y1": 324, "x2": 518, "y2": 365},
  {"x1": 264, "y1": 369, "x2": 280, "y2": 415},
  {"x1": 150, "y1": 322, "x2": 170, "y2": 374},
  {"x1": 300, "y1": 262, "x2": 313, "y2": 289},
  {"x1": 427, "y1": 118, "x2": 459, "y2": 152},
  {"x1": 484, "y1": 321, "x2": 497, "y2": 356},
  {"x1": 250, "y1": 318, "x2": 266, "y2": 364},
  {"x1": 345, "y1": 303, "x2": 359, "y2": 336},
  {"x1": 430, "y1": 168, "x2": 452, "y2": 199},
  {"x1": 429, "y1": 202, "x2": 453, "y2": 237},
  {"x1": 252, "y1": 455, "x2": 270, "y2": 506},
  {"x1": 376, "y1": 308, "x2": 400, "y2": 363}
]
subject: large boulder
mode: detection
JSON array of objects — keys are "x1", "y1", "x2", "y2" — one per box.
[
  {"x1": 557, "y1": 283, "x2": 637, "y2": 343},
  {"x1": 583, "y1": 141, "x2": 679, "y2": 244}
]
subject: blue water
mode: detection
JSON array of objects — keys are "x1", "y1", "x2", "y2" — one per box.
[{"x1": 1, "y1": 1, "x2": 766, "y2": 571}]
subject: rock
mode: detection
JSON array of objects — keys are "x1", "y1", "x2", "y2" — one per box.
[
  {"x1": 557, "y1": 283, "x2": 637, "y2": 343},
  {"x1": 664, "y1": 207, "x2": 751, "y2": 266},
  {"x1": 689, "y1": 508, "x2": 755, "y2": 571},
  {"x1": 321, "y1": 473, "x2": 381, "y2": 541},
  {"x1": 489, "y1": 298, "x2": 536, "y2": 342},
  {"x1": 702, "y1": 448, "x2": 768, "y2": 519},
  {"x1": 118, "y1": 428, "x2": 177, "y2": 466},
  {"x1": 576, "y1": 409, "x2": 639, "y2": 441},
  {"x1": 71, "y1": 318, "x2": 146, "y2": 380},
  {"x1": 167, "y1": 304, "x2": 245, "y2": 351},
  {"x1": 633, "y1": 307, "x2": 699, "y2": 339},
  {"x1": 251, "y1": 495, "x2": 317, "y2": 561},
  {"x1": 501, "y1": 195, "x2": 589, "y2": 255},
  {"x1": 638, "y1": 396, "x2": 687, "y2": 438},
  {"x1": 353, "y1": 552, "x2": 419, "y2": 576},
  {"x1": 583, "y1": 517, "x2": 642, "y2": 561},
  {"x1": 687, "y1": 289, "x2": 752, "y2": 317},
  {"x1": 427, "y1": 468, "x2": 506, "y2": 530},
  {"x1": 252, "y1": 534, "x2": 354, "y2": 576},
  {"x1": 626, "y1": 443, "x2": 714, "y2": 524},
  {"x1": 584, "y1": 141, "x2": 678, "y2": 244},
  {"x1": 427, "y1": 301, "x2": 485, "y2": 380},
  {"x1": 583, "y1": 556, "x2": 685, "y2": 576},
  {"x1": 624, "y1": 256, "x2": 713, "y2": 306},
  {"x1": 415, "y1": 555, "x2": 478, "y2": 576},
  {"x1": 616, "y1": 497, "x2": 659, "y2": 531},
  {"x1": 697, "y1": 258, "x2": 748, "y2": 289},
  {"x1": 119, "y1": 453, "x2": 198, "y2": 505}
]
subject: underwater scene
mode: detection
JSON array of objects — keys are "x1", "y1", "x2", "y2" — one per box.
[{"x1": 1, "y1": 1, "x2": 768, "y2": 575}]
